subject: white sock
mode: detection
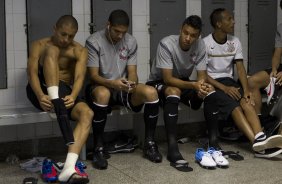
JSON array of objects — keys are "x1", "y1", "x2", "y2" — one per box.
[
  {"x1": 58, "y1": 152, "x2": 78, "y2": 182},
  {"x1": 47, "y1": 86, "x2": 59, "y2": 100},
  {"x1": 255, "y1": 132, "x2": 265, "y2": 140}
]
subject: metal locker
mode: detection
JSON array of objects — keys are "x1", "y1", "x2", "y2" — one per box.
[
  {"x1": 149, "y1": 0, "x2": 186, "y2": 66},
  {"x1": 248, "y1": 0, "x2": 277, "y2": 74},
  {"x1": 0, "y1": 0, "x2": 6, "y2": 89},
  {"x1": 201, "y1": 0, "x2": 234, "y2": 37},
  {"x1": 26, "y1": 0, "x2": 72, "y2": 52},
  {"x1": 90, "y1": 0, "x2": 132, "y2": 34}
]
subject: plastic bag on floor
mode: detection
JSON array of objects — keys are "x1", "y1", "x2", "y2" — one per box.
[{"x1": 20, "y1": 157, "x2": 46, "y2": 173}]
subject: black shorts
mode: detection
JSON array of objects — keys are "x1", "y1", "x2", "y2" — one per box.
[
  {"x1": 265, "y1": 64, "x2": 282, "y2": 74},
  {"x1": 26, "y1": 81, "x2": 84, "y2": 119},
  {"x1": 85, "y1": 84, "x2": 144, "y2": 113},
  {"x1": 146, "y1": 79, "x2": 203, "y2": 109},
  {"x1": 215, "y1": 77, "x2": 244, "y2": 120}
]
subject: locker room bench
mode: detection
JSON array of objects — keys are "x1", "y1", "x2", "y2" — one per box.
[
  {"x1": 0, "y1": 106, "x2": 87, "y2": 160},
  {"x1": 0, "y1": 103, "x2": 205, "y2": 159}
]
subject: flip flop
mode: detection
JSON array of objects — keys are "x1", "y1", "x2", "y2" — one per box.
[
  {"x1": 60, "y1": 173, "x2": 89, "y2": 184},
  {"x1": 222, "y1": 151, "x2": 244, "y2": 161},
  {"x1": 170, "y1": 160, "x2": 193, "y2": 172},
  {"x1": 23, "y1": 177, "x2": 38, "y2": 184}
]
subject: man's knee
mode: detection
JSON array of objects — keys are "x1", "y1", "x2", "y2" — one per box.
[
  {"x1": 248, "y1": 72, "x2": 269, "y2": 89},
  {"x1": 72, "y1": 103, "x2": 94, "y2": 125},
  {"x1": 140, "y1": 85, "x2": 158, "y2": 100},
  {"x1": 78, "y1": 105, "x2": 94, "y2": 127},
  {"x1": 45, "y1": 46, "x2": 60, "y2": 58},
  {"x1": 91, "y1": 86, "x2": 111, "y2": 103},
  {"x1": 164, "y1": 87, "x2": 181, "y2": 97}
]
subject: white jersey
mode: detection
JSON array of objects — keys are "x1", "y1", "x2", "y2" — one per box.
[
  {"x1": 203, "y1": 34, "x2": 243, "y2": 79},
  {"x1": 86, "y1": 29, "x2": 137, "y2": 80},
  {"x1": 149, "y1": 35, "x2": 207, "y2": 81}
]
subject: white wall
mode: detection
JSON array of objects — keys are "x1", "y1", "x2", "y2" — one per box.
[{"x1": 0, "y1": 0, "x2": 281, "y2": 142}]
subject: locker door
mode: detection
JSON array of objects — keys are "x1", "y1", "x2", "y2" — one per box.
[
  {"x1": 90, "y1": 0, "x2": 132, "y2": 34},
  {"x1": 0, "y1": 0, "x2": 6, "y2": 89},
  {"x1": 26, "y1": 0, "x2": 72, "y2": 51},
  {"x1": 248, "y1": 0, "x2": 277, "y2": 74},
  {"x1": 150, "y1": 0, "x2": 186, "y2": 65},
  {"x1": 201, "y1": 0, "x2": 234, "y2": 37}
]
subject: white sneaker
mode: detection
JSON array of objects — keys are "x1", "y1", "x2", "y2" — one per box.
[
  {"x1": 265, "y1": 77, "x2": 277, "y2": 105},
  {"x1": 208, "y1": 147, "x2": 229, "y2": 167},
  {"x1": 195, "y1": 148, "x2": 216, "y2": 168}
]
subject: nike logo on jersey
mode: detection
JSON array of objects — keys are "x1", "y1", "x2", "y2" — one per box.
[
  {"x1": 212, "y1": 111, "x2": 219, "y2": 115},
  {"x1": 168, "y1": 113, "x2": 177, "y2": 117}
]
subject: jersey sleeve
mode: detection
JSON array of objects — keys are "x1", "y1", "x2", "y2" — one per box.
[
  {"x1": 127, "y1": 37, "x2": 138, "y2": 65},
  {"x1": 85, "y1": 37, "x2": 100, "y2": 68},
  {"x1": 234, "y1": 38, "x2": 243, "y2": 61},
  {"x1": 156, "y1": 41, "x2": 174, "y2": 69},
  {"x1": 195, "y1": 39, "x2": 207, "y2": 71}
]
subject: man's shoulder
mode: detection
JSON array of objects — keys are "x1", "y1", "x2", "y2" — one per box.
[
  {"x1": 203, "y1": 34, "x2": 212, "y2": 41},
  {"x1": 123, "y1": 33, "x2": 137, "y2": 45},
  {"x1": 161, "y1": 35, "x2": 178, "y2": 43},
  {"x1": 86, "y1": 30, "x2": 105, "y2": 43},
  {"x1": 227, "y1": 34, "x2": 240, "y2": 42},
  {"x1": 32, "y1": 37, "x2": 51, "y2": 46}
]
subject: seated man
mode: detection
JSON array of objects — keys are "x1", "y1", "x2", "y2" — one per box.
[
  {"x1": 147, "y1": 15, "x2": 225, "y2": 171},
  {"x1": 203, "y1": 8, "x2": 282, "y2": 158},
  {"x1": 85, "y1": 9, "x2": 162, "y2": 170},
  {"x1": 26, "y1": 15, "x2": 93, "y2": 184},
  {"x1": 248, "y1": 0, "x2": 282, "y2": 135}
]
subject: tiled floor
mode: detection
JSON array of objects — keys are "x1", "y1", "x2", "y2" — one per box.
[{"x1": 1, "y1": 139, "x2": 282, "y2": 184}]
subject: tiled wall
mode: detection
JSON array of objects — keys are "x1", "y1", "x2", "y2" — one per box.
[{"x1": 0, "y1": 0, "x2": 280, "y2": 142}]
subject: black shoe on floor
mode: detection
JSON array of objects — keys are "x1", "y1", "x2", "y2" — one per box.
[
  {"x1": 143, "y1": 141, "x2": 162, "y2": 163},
  {"x1": 93, "y1": 147, "x2": 108, "y2": 170}
]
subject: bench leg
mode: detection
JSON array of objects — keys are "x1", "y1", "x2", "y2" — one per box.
[
  {"x1": 133, "y1": 113, "x2": 145, "y2": 147},
  {"x1": 31, "y1": 139, "x2": 39, "y2": 156},
  {"x1": 80, "y1": 144, "x2": 86, "y2": 161}
]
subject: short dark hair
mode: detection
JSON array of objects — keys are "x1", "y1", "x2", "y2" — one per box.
[
  {"x1": 108, "y1": 9, "x2": 129, "y2": 26},
  {"x1": 182, "y1": 15, "x2": 202, "y2": 32},
  {"x1": 210, "y1": 8, "x2": 225, "y2": 28},
  {"x1": 56, "y1": 15, "x2": 78, "y2": 30}
]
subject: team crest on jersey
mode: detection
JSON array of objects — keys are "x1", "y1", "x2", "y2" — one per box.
[
  {"x1": 119, "y1": 47, "x2": 128, "y2": 61},
  {"x1": 190, "y1": 52, "x2": 197, "y2": 65},
  {"x1": 226, "y1": 42, "x2": 235, "y2": 52}
]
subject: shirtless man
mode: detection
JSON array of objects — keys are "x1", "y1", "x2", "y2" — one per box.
[{"x1": 26, "y1": 15, "x2": 92, "y2": 184}]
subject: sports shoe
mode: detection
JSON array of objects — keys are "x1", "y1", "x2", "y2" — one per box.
[
  {"x1": 208, "y1": 147, "x2": 229, "y2": 167},
  {"x1": 265, "y1": 77, "x2": 277, "y2": 105},
  {"x1": 41, "y1": 158, "x2": 58, "y2": 182},
  {"x1": 75, "y1": 161, "x2": 88, "y2": 177},
  {"x1": 254, "y1": 148, "x2": 282, "y2": 158},
  {"x1": 262, "y1": 116, "x2": 281, "y2": 138},
  {"x1": 253, "y1": 134, "x2": 282, "y2": 152},
  {"x1": 93, "y1": 147, "x2": 108, "y2": 170},
  {"x1": 143, "y1": 141, "x2": 162, "y2": 163},
  {"x1": 195, "y1": 148, "x2": 216, "y2": 168}
]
